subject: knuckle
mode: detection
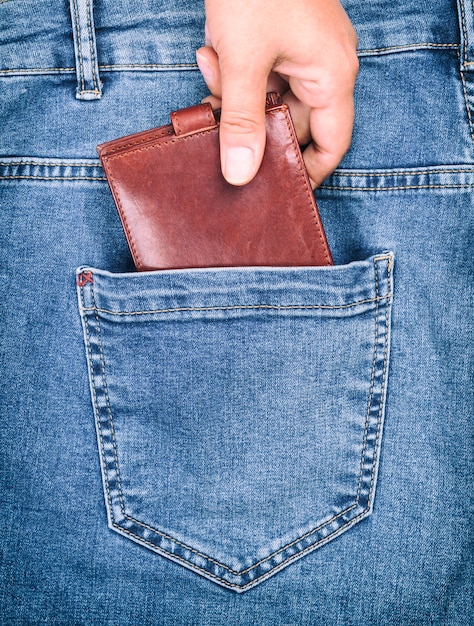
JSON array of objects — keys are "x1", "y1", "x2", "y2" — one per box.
[
  {"x1": 333, "y1": 48, "x2": 359, "y2": 85},
  {"x1": 219, "y1": 111, "x2": 262, "y2": 136},
  {"x1": 346, "y1": 49, "x2": 360, "y2": 79}
]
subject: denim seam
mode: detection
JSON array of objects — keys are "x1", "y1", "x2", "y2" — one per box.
[
  {"x1": 112, "y1": 500, "x2": 382, "y2": 592},
  {"x1": 79, "y1": 294, "x2": 392, "y2": 317},
  {"x1": 4, "y1": 163, "x2": 474, "y2": 176},
  {"x1": 355, "y1": 260, "x2": 380, "y2": 506},
  {"x1": 0, "y1": 161, "x2": 101, "y2": 166},
  {"x1": 121, "y1": 500, "x2": 362, "y2": 580},
  {"x1": 9, "y1": 181, "x2": 474, "y2": 189},
  {"x1": 319, "y1": 183, "x2": 474, "y2": 191},
  {"x1": 99, "y1": 63, "x2": 198, "y2": 70},
  {"x1": 79, "y1": 284, "x2": 115, "y2": 517},
  {"x1": 69, "y1": 0, "x2": 101, "y2": 98},
  {"x1": 0, "y1": 67, "x2": 76, "y2": 74},
  {"x1": 357, "y1": 42, "x2": 458, "y2": 56},
  {"x1": 368, "y1": 259, "x2": 391, "y2": 508},
  {"x1": 79, "y1": 256, "x2": 391, "y2": 588},
  {"x1": 459, "y1": 68, "x2": 474, "y2": 143},
  {"x1": 90, "y1": 285, "x2": 128, "y2": 517},
  {"x1": 0, "y1": 175, "x2": 107, "y2": 181},
  {"x1": 0, "y1": 45, "x2": 459, "y2": 76},
  {"x1": 71, "y1": 0, "x2": 85, "y2": 94},
  {"x1": 85, "y1": 0, "x2": 98, "y2": 93},
  {"x1": 456, "y1": 0, "x2": 474, "y2": 142},
  {"x1": 459, "y1": 0, "x2": 468, "y2": 68},
  {"x1": 329, "y1": 168, "x2": 474, "y2": 176},
  {"x1": 0, "y1": 64, "x2": 199, "y2": 76}
]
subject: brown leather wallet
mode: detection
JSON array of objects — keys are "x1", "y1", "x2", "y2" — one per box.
[{"x1": 97, "y1": 93, "x2": 333, "y2": 271}]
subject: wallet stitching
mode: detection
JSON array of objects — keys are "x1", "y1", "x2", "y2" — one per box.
[
  {"x1": 102, "y1": 129, "x2": 222, "y2": 270},
  {"x1": 205, "y1": 104, "x2": 215, "y2": 127},
  {"x1": 170, "y1": 111, "x2": 181, "y2": 135},
  {"x1": 280, "y1": 110, "x2": 332, "y2": 264},
  {"x1": 101, "y1": 107, "x2": 331, "y2": 269},
  {"x1": 100, "y1": 127, "x2": 174, "y2": 155},
  {"x1": 81, "y1": 257, "x2": 391, "y2": 586}
]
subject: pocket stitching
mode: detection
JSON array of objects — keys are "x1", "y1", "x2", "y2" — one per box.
[
  {"x1": 79, "y1": 257, "x2": 392, "y2": 589},
  {"x1": 79, "y1": 293, "x2": 391, "y2": 317}
]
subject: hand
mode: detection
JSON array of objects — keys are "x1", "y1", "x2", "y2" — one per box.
[{"x1": 196, "y1": 0, "x2": 358, "y2": 188}]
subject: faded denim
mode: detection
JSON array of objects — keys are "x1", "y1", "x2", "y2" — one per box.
[
  {"x1": 76, "y1": 256, "x2": 393, "y2": 592},
  {"x1": 0, "y1": 0, "x2": 472, "y2": 624}
]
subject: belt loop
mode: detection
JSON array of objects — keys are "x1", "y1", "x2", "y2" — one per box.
[
  {"x1": 69, "y1": 0, "x2": 102, "y2": 100},
  {"x1": 457, "y1": 0, "x2": 474, "y2": 70}
]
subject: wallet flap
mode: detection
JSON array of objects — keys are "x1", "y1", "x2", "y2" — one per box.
[{"x1": 170, "y1": 102, "x2": 217, "y2": 136}]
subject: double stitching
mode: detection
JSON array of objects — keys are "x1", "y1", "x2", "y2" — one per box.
[
  {"x1": 80, "y1": 293, "x2": 392, "y2": 318},
  {"x1": 329, "y1": 167, "x2": 474, "y2": 176},
  {"x1": 357, "y1": 42, "x2": 458, "y2": 56},
  {"x1": 79, "y1": 257, "x2": 392, "y2": 590},
  {"x1": 71, "y1": 0, "x2": 85, "y2": 93},
  {"x1": 0, "y1": 64, "x2": 199, "y2": 77},
  {"x1": 0, "y1": 175, "x2": 106, "y2": 181},
  {"x1": 0, "y1": 47, "x2": 459, "y2": 77},
  {"x1": 0, "y1": 159, "x2": 106, "y2": 181},
  {"x1": 319, "y1": 183, "x2": 474, "y2": 191},
  {"x1": 317, "y1": 167, "x2": 474, "y2": 192},
  {"x1": 85, "y1": 0, "x2": 98, "y2": 93},
  {"x1": 456, "y1": 0, "x2": 474, "y2": 144},
  {"x1": 69, "y1": 0, "x2": 102, "y2": 100},
  {"x1": 279, "y1": 109, "x2": 332, "y2": 265},
  {"x1": 460, "y1": 65, "x2": 474, "y2": 144}
]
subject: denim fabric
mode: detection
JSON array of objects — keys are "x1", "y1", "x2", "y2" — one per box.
[
  {"x1": 0, "y1": 0, "x2": 473, "y2": 624},
  {"x1": 76, "y1": 256, "x2": 393, "y2": 592}
]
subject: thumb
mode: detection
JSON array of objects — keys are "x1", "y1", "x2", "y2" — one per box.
[{"x1": 218, "y1": 60, "x2": 269, "y2": 185}]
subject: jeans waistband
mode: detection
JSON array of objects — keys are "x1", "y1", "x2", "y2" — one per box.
[{"x1": 0, "y1": 0, "x2": 469, "y2": 91}]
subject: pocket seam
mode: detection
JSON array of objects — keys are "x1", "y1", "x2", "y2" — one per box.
[
  {"x1": 78, "y1": 256, "x2": 393, "y2": 591},
  {"x1": 79, "y1": 293, "x2": 391, "y2": 317}
]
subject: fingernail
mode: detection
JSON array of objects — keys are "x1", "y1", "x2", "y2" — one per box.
[
  {"x1": 196, "y1": 51, "x2": 213, "y2": 82},
  {"x1": 224, "y1": 147, "x2": 255, "y2": 185}
]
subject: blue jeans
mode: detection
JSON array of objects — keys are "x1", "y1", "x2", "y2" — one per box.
[{"x1": 0, "y1": 0, "x2": 472, "y2": 623}]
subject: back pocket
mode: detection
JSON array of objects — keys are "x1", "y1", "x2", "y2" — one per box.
[{"x1": 76, "y1": 253, "x2": 393, "y2": 592}]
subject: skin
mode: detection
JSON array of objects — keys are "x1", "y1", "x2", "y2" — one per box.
[{"x1": 196, "y1": 0, "x2": 359, "y2": 188}]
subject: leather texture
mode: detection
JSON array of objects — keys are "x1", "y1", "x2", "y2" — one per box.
[{"x1": 97, "y1": 93, "x2": 333, "y2": 271}]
